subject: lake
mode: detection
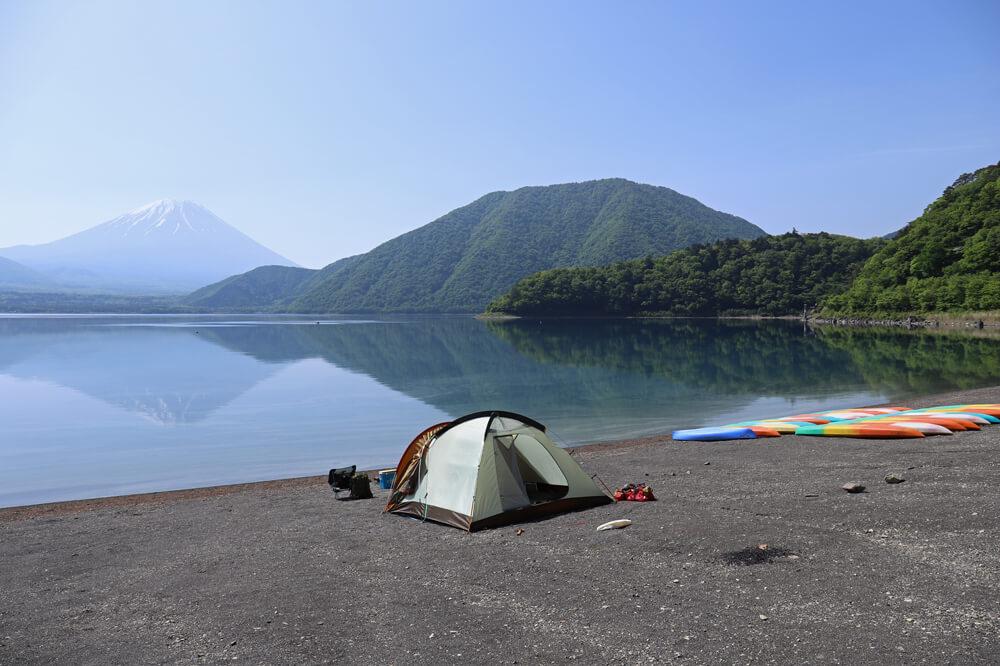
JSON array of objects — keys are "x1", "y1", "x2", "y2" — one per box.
[{"x1": 2, "y1": 315, "x2": 998, "y2": 508}]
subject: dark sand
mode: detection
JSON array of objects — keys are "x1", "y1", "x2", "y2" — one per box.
[{"x1": 2, "y1": 387, "x2": 999, "y2": 665}]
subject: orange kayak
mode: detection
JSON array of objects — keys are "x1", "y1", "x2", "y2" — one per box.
[
  {"x1": 869, "y1": 415, "x2": 978, "y2": 431},
  {"x1": 795, "y1": 424, "x2": 925, "y2": 439},
  {"x1": 778, "y1": 415, "x2": 831, "y2": 424},
  {"x1": 920, "y1": 405, "x2": 1000, "y2": 417},
  {"x1": 745, "y1": 426, "x2": 782, "y2": 437}
]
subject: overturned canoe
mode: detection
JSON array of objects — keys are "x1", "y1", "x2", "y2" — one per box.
[
  {"x1": 922, "y1": 403, "x2": 1000, "y2": 412},
  {"x1": 744, "y1": 426, "x2": 782, "y2": 437},
  {"x1": 916, "y1": 407, "x2": 1000, "y2": 418},
  {"x1": 729, "y1": 420, "x2": 803, "y2": 434},
  {"x1": 672, "y1": 426, "x2": 757, "y2": 441},
  {"x1": 776, "y1": 415, "x2": 833, "y2": 424},
  {"x1": 905, "y1": 410, "x2": 998, "y2": 423},
  {"x1": 823, "y1": 411, "x2": 887, "y2": 420},
  {"x1": 865, "y1": 420, "x2": 953, "y2": 435},
  {"x1": 860, "y1": 415, "x2": 977, "y2": 431},
  {"x1": 821, "y1": 407, "x2": 908, "y2": 416},
  {"x1": 795, "y1": 424, "x2": 925, "y2": 439}
]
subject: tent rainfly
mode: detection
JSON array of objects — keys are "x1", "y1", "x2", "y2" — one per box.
[{"x1": 384, "y1": 411, "x2": 612, "y2": 531}]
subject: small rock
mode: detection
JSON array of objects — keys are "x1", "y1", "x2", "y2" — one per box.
[
  {"x1": 884, "y1": 474, "x2": 905, "y2": 484},
  {"x1": 704, "y1": 462, "x2": 711, "y2": 466},
  {"x1": 515, "y1": 528, "x2": 525, "y2": 536},
  {"x1": 759, "y1": 614, "x2": 769, "y2": 621},
  {"x1": 842, "y1": 483, "x2": 865, "y2": 493}
]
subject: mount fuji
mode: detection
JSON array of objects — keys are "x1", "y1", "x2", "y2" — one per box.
[{"x1": 0, "y1": 200, "x2": 298, "y2": 293}]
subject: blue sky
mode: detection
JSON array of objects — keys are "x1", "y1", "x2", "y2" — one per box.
[{"x1": 1, "y1": 1, "x2": 998, "y2": 268}]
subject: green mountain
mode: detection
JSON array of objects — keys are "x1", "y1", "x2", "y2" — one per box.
[
  {"x1": 191, "y1": 179, "x2": 765, "y2": 313},
  {"x1": 183, "y1": 265, "x2": 318, "y2": 309},
  {"x1": 487, "y1": 232, "x2": 882, "y2": 316},
  {"x1": 291, "y1": 179, "x2": 764, "y2": 313},
  {"x1": 824, "y1": 161, "x2": 1000, "y2": 313}
]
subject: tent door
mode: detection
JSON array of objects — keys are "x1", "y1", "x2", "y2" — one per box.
[{"x1": 492, "y1": 435, "x2": 531, "y2": 511}]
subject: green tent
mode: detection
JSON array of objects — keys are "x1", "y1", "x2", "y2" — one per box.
[{"x1": 385, "y1": 411, "x2": 612, "y2": 531}]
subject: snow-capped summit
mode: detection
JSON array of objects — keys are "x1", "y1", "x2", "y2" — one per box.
[
  {"x1": 0, "y1": 200, "x2": 299, "y2": 293},
  {"x1": 103, "y1": 199, "x2": 241, "y2": 237}
]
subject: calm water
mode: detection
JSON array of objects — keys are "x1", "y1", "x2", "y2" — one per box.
[{"x1": 2, "y1": 315, "x2": 998, "y2": 507}]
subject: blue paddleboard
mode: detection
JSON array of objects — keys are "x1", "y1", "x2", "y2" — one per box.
[{"x1": 672, "y1": 426, "x2": 758, "y2": 441}]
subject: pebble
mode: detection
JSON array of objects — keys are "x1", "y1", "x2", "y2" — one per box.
[
  {"x1": 884, "y1": 474, "x2": 905, "y2": 484},
  {"x1": 842, "y1": 483, "x2": 865, "y2": 493}
]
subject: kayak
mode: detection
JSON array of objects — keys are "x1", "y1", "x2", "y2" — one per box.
[
  {"x1": 906, "y1": 412, "x2": 990, "y2": 425},
  {"x1": 729, "y1": 421, "x2": 804, "y2": 434},
  {"x1": 860, "y1": 415, "x2": 977, "y2": 431},
  {"x1": 923, "y1": 403, "x2": 1000, "y2": 411},
  {"x1": 776, "y1": 415, "x2": 832, "y2": 424},
  {"x1": 744, "y1": 426, "x2": 782, "y2": 437},
  {"x1": 795, "y1": 424, "x2": 925, "y2": 439},
  {"x1": 672, "y1": 426, "x2": 757, "y2": 441},
  {"x1": 916, "y1": 407, "x2": 1000, "y2": 418},
  {"x1": 824, "y1": 411, "x2": 888, "y2": 420},
  {"x1": 821, "y1": 407, "x2": 908, "y2": 416},
  {"x1": 906, "y1": 410, "x2": 998, "y2": 424},
  {"x1": 867, "y1": 420, "x2": 952, "y2": 435}
]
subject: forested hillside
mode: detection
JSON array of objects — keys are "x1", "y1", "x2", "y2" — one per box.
[
  {"x1": 486, "y1": 233, "x2": 882, "y2": 316},
  {"x1": 184, "y1": 265, "x2": 318, "y2": 308},
  {"x1": 823, "y1": 162, "x2": 1000, "y2": 313},
  {"x1": 286, "y1": 179, "x2": 765, "y2": 312}
]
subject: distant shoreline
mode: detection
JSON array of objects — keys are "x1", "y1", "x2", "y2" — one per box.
[
  {"x1": 480, "y1": 311, "x2": 1000, "y2": 329},
  {"x1": 3, "y1": 308, "x2": 998, "y2": 329}
]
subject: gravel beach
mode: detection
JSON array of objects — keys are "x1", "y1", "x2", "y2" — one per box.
[{"x1": 2, "y1": 386, "x2": 999, "y2": 665}]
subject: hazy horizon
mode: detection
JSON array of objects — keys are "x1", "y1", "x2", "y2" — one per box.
[{"x1": 2, "y1": 0, "x2": 998, "y2": 268}]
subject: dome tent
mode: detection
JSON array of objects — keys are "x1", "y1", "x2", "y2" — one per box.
[{"x1": 385, "y1": 411, "x2": 612, "y2": 531}]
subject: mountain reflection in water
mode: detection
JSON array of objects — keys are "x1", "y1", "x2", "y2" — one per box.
[{"x1": 1, "y1": 315, "x2": 997, "y2": 507}]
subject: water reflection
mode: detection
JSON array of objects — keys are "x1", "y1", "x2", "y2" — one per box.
[
  {"x1": 0, "y1": 319, "x2": 279, "y2": 424},
  {"x1": 1, "y1": 315, "x2": 997, "y2": 506}
]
